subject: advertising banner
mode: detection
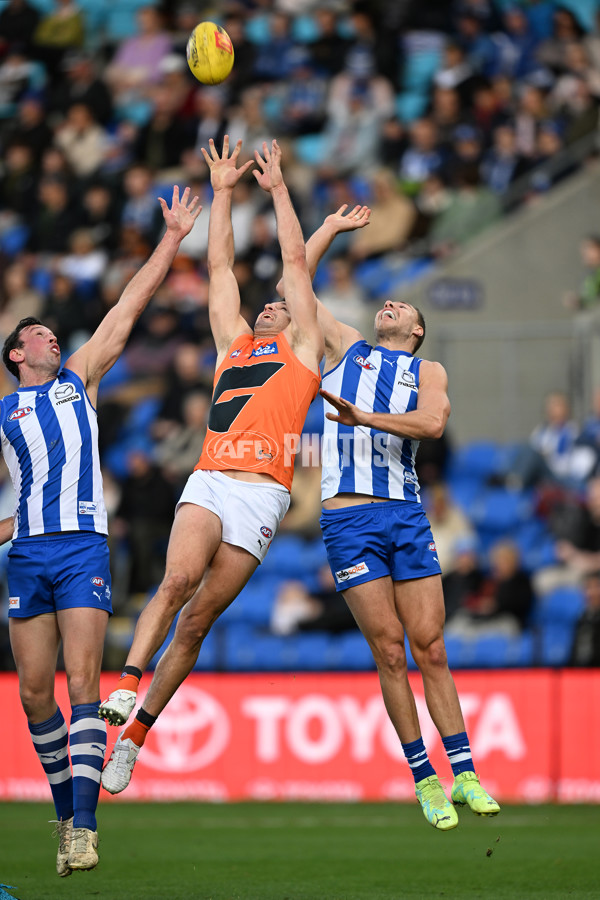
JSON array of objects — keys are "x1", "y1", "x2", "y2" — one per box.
[{"x1": 2, "y1": 669, "x2": 598, "y2": 803}]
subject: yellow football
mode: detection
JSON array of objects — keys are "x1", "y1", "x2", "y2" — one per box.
[{"x1": 186, "y1": 21, "x2": 234, "y2": 85}]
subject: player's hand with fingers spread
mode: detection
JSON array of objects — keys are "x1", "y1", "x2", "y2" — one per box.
[
  {"x1": 253, "y1": 139, "x2": 284, "y2": 193},
  {"x1": 158, "y1": 185, "x2": 203, "y2": 239},
  {"x1": 320, "y1": 388, "x2": 371, "y2": 428},
  {"x1": 324, "y1": 204, "x2": 371, "y2": 234},
  {"x1": 200, "y1": 135, "x2": 254, "y2": 192}
]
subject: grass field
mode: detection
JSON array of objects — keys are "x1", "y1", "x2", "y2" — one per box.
[{"x1": 0, "y1": 802, "x2": 598, "y2": 900}]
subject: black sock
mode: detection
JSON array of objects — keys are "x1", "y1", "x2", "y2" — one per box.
[
  {"x1": 121, "y1": 665, "x2": 143, "y2": 680},
  {"x1": 136, "y1": 707, "x2": 157, "y2": 729}
]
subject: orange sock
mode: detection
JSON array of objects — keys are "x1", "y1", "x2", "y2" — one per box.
[
  {"x1": 123, "y1": 718, "x2": 151, "y2": 748},
  {"x1": 118, "y1": 673, "x2": 140, "y2": 693}
]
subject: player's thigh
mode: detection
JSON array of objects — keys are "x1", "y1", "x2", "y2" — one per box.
[
  {"x1": 393, "y1": 574, "x2": 446, "y2": 648},
  {"x1": 163, "y1": 502, "x2": 223, "y2": 588},
  {"x1": 342, "y1": 576, "x2": 405, "y2": 645},
  {"x1": 9, "y1": 613, "x2": 61, "y2": 692},
  {"x1": 177, "y1": 541, "x2": 260, "y2": 636}
]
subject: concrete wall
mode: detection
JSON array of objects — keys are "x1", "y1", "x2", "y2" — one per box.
[{"x1": 391, "y1": 162, "x2": 600, "y2": 443}]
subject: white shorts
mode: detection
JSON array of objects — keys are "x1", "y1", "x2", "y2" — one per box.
[{"x1": 176, "y1": 469, "x2": 290, "y2": 563}]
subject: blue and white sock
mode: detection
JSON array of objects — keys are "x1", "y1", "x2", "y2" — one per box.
[
  {"x1": 442, "y1": 731, "x2": 475, "y2": 777},
  {"x1": 29, "y1": 707, "x2": 73, "y2": 822},
  {"x1": 70, "y1": 703, "x2": 106, "y2": 831},
  {"x1": 401, "y1": 736, "x2": 436, "y2": 784}
]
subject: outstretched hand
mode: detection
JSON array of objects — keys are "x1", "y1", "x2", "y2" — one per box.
[
  {"x1": 200, "y1": 135, "x2": 254, "y2": 192},
  {"x1": 324, "y1": 204, "x2": 371, "y2": 233},
  {"x1": 320, "y1": 389, "x2": 370, "y2": 428},
  {"x1": 253, "y1": 139, "x2": 283, "y2": 193},
  {"x1": 158, "y1": 185, "x2": 202, "y2": 239}
]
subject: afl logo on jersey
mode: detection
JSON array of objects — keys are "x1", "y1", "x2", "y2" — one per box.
[
  {"x1": 8, "y1": 406, "x2": 33, "y2": 420},
  {"x1": 54, "y1": 382, "x2": 81, "y2": 405},
  {"x1": 260, "y1": 526, "x2": 273, "y2": 539},
  {"x1": 229, "y1": 349, "x2": 242, "y2": 358},
  {"x1": 353, "y1": 355, "x2": 376, "y2": 370},
  {"x1": 90, "y1": 576, "x2": 105, "y2": 587}
]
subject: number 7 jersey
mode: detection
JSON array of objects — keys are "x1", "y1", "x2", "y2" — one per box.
[{"x1": 195, "y1": 332, "x2": 320, "y2": 490}]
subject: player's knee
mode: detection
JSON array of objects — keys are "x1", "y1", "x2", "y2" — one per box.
[
  {"x1": 19, "y1": 684, "x2": 54, "y2": 720},
  {"x1": 372, "y1": 637, "x2": 408, "y2": 675},
  {"x1": 159, "y1": 571, "x2": 198, "y2": 608},
  {"x1": 412, "y1": 635, "x2": 448, "y2": 670},
  {"x1": 65, "y1": 669, "x2": 98, "y2": 704}
]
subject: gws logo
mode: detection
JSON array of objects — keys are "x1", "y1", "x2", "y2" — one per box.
[
  {"x1": 260, "y1": 526, "x2": 273, "y2": 539},
  {"x1": 353, "y1": 355, "x2": 376, "y2": 370},
  {"x1": 250, "y1": 342, "x2": 278, "y2": 357},
  {"x1": 8, "y1": 406, "x2": 33, "y2": 420},
  {"x1": 54, "y1": 382, "x2": 81, "y2": 405},
  {"x1": 397, "y1": 370, "x2": 417, "y2": 389},
  {"x1": 335, "y1": 561, "x2": 370, "y2": 583}
]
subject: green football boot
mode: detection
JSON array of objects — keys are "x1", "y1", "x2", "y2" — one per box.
[
  {"x1": 451, "y1": 771, "x2": 501, "y2": 816},
  {"x1": 415, "y1": 775, "x2": 459, "y2": 831}
]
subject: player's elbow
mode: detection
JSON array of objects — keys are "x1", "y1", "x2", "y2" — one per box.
[
  {"x1": 207, "y1": 257, "x2": 232, "y2": 278},
  {"x1": 282, "y1": 246, "x2": 308, "y2": 271},
  {"x1": 426, "y1": 415, "x2": 447, "y2": 441}
]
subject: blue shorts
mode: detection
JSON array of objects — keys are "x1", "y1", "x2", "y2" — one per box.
[
  {"x1": 7, "y1": 532, "x2": 113, "y2": 618},
  {"x1": 320, "y1": 500, "x2": 441, "y2": 592}
]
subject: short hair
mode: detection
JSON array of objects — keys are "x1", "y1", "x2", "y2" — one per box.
[
  {"x1": 2, "y1": 317, "x2": 43, "y2": 379},
  {"x1": 413, "y1": 306, "x2": 426, "y2": 352}
]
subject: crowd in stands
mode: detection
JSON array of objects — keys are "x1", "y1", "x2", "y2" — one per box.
[{"x1": 1, "y1": 0, "x2": 600, "y2": 670}]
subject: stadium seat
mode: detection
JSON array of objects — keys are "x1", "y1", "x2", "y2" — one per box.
[
  {"x1": 532, "y1": 586, "x2": 585, "y2": 627},
  {"x1": 468, "y1": 487, "x2": 533, "y2": 534},
  {"x1": 505, "y1": 630, "x2": 535, "y2": 667},
  {"x1": 287, "y1": 632, "x2": 333, "y2": 670},
  {"x1": 470, "y1": 633, "x2": 511, "y2": 668},
  {"x1": 539, "y1": 622, "x2": 576, "y2": 667},
  {"x1": 219, "y1": 576, "x2": 278, "y2": 627},
  {"x1": 446, "y1": 441, "x2": 505, "y2": 483},
  {"x1": 261, "y1": 534, "x2": 309, "y2": 578},
  {"x1": 324, "y1": 631, "x2": 375, "y2": 671}
]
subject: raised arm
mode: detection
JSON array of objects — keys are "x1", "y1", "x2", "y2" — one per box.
[
  {"x1": 66, "y1": 186, "x2": 202, "y2": 403},
  {"x1": 276, "y1": 204, "x2": 371, "y2": 368},
  {"x1": 321, "y1": 359, "x2": 451, "y2": 440},
  {"x1": 253, "y1": 139, "x2": 323, "y2": 373},
  {"x1": 201, "y1": 136, "x2": 254, "y2": 363}
]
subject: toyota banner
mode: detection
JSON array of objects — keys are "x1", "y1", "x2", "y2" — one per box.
[{"x1": 2, "y1": 670, "x2": 599, "y2": 803}]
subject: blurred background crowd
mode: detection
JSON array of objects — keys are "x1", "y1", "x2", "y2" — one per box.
[{"x1": 0, "y1": 0, "x2": 599, "y2": 673}]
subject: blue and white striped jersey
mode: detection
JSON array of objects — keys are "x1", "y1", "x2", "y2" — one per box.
[
  {"x1": 0, "y1": 368, "x2": 107, "y2": 539},
  {"x1": 321, "y1": 341, "x2": 422, "y2": 502}
]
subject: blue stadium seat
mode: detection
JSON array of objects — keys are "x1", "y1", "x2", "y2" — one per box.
[
  {"x1": 539, "y1": 622, "x2": 576, "y2": 666},
  {"x1": 470, "y1": 633, "x2": 511, "y2": 667},
  {"x1": 468, "y1": 487, "x2": 532, "y2": 534},
  {"x1": 532, "y1": 586, "x2": 585, "y2": 627},
  {"x1": 505, "y1": 630, "x2": 535, "y2": 667},
  {"x1": 287, "y1": 632, "x2": 333, "y2": 670},
  {"x1": 325, "y1": 631, "x2": 375, "y2": 671},
  {"x1": 261, "y1": 534, "x2": 309, "y2": 578},
  {"x1": 447, "y1": 441, "x2": 505, "y2": 483},
  {"x1": 219, "y1": 576, "x2": 278, "y2": 627}
]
